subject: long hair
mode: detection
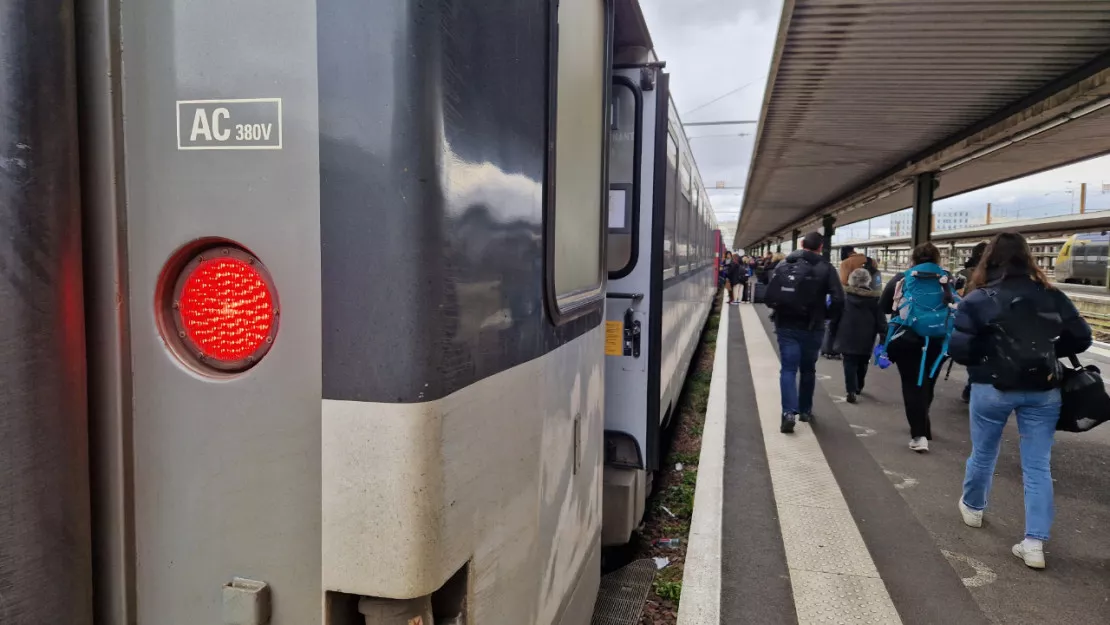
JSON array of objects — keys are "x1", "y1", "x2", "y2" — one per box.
[{"x1": 968, "y1": 232, "x2": 1053, "y2": 291}]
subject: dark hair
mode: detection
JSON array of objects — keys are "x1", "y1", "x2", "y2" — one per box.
[
  {"x1": 840, "y1": 246, "x2": 856, "y2": 261},
  {"x1": 802, "y1": 231, "x2": 823, "y2": 251},
  {"x1": 964, "y1": 241, "x2": 988, "y2": 269},
  {"x1": 968, "y1": 232, "x2": 1052, "y2": 291},
  {"x1": 911, "y1": 242, "x2": 940, "y2": 265}
]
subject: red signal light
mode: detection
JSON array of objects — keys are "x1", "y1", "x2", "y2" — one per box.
[{"x1": 161, "y1": 244, "x2": 279, "y2": 373}]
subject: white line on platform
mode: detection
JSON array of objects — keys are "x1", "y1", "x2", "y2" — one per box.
[
  {"x1": 676, "y1": 297, "x2": 728, "y2": 625},
  {"x1": 1088, "y1": 341, "x2": 1110, "y2": 359},
  {"x1": 740, "y1": 306, "x2": 903, "y2": 625}
]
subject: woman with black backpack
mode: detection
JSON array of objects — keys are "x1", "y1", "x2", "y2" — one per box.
[{"x1": 949, "y1": 232, "x2": 1092, "y2": 570}]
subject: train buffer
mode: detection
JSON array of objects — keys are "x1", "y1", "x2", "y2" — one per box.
[{"x1": 668, "y1": 303, "x2": 1110, "y2": 625}]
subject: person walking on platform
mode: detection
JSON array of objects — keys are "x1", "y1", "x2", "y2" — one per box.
[
  {"x1": 864, "y1": 256, "x2": 882, "y2": 290},
  {"x1": 949, "y1": 232, "x2": 1091, "y2": 570},
  {"x1": 766, "y1": 232, "x2": 844, "y2": 433},
  {"x1": 830, "y1": 268, "x2": 887, "y2": 404},
  {"x1": 953, "y1": 241, "x2": 989, "y2": 402},
  {"x1": 823, "y1": 246, "x2": 865, "y2": 359},
  {"x1": 726, "y1": 254, "x2": 743, "y2": 305},
  {"x1": 769, "y1": 251, "x2": 785, "y2": 272},
  {"x1": 720, "y1": 251, "x2": 733, "y2": 301},
  {"x1": 878, "y1": 242, "x2": 957, "y2": 452},
  {"x1": 838, "y1": 245, "x2": 867, "y2": 285}
]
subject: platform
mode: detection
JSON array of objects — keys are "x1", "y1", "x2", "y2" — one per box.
[{"x1": 679, "y1": 301, "x2": 1110, "y2": 625}]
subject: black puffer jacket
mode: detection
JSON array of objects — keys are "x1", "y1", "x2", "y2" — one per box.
[
  {"x1": 830, "y1": 286, "x2": 888, "y2": 356},
  {"x1": 726, "y1": 258, "x2": 744, "y2": 285},
  {"x1": 949, "y1": 269, "x2": 1092, "y2": 384}
]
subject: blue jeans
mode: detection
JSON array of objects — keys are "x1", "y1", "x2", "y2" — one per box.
[
  {"x1": 962, "y1": 383, "x2": 1060, "y2": 541},
  {"x1": 776, "y1": 327, "x2": 823, "y2": 415}
]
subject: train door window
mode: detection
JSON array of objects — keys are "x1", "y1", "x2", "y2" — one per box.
[
  {"x1": 663, "y1": 132, "x2": 678, "y2": 273},
  {"x1": 608, "y1": 79, "x2": 640, "y2": 276},
  {"x1": 546, "y1": 0, "x2": 607, "y2": 321}
]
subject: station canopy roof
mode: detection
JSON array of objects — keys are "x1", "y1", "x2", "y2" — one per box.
[{"x1": 737, "y1": 0, "x2": 1110, "y2": 248}]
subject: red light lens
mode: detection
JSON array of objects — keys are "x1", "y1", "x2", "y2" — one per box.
[{"x1": 177, "y1": 256, "x2": 276, "y2": 364}]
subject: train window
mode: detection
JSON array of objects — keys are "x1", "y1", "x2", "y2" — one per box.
[
  {"x1": 694, "y1": 183, "x2": 702, "y2": 262},
  {"x1": 608, "y1": 80, "x2": 640, "y2": 276},
  {"x1": 679, "y1": 156, "x2": 691, "y2": 200},
  {"x1": 677, "y1": 157, "x2": 690, "y2": 270},
  {"x1": 546, "y1": 0, "x2": 607, "y2": 321},
  {"x1": 663, "y1": 132, "x2": 678, "y2": 272},
  {"x1": 1074, "y1": 244, "x2": 1087, "y2": 263}
]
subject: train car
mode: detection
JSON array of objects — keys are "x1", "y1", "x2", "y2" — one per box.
[
  {"x1": 1056, "y1": 232, "x2": 1110, "y2": 286},
  {"x1": 1, "y1": 1, "x2": 645, "y2": 624},
  {"x1": 601, "y1": 38, "x2": 718, "y2": 545}
]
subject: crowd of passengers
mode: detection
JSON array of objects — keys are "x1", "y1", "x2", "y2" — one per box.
[{"x1": 731, "y1": 230, "x2": 1094, "y2": 570}]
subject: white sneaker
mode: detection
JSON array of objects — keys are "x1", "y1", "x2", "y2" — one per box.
[
  {"x1": 909, "y1": 437, "x2": 929, "y2": 452},
  {"x1": 1012, "y1": 540, "x2": 1046, "y2": 570},
  {"x1": 958, "y1": 500, "x2": 983, "y2": 528}
]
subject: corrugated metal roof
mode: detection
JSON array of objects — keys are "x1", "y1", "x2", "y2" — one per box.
[{"x1": 738, "y1": 0, "x2": 1110, "y2": 247}]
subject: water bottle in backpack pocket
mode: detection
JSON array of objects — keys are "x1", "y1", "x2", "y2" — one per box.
[
  {"x1": 881, "y1": 263, "x2": 958, "y2": 385},
  {"x1": 986, "y1": 293, "x2": 1063, "y2": 391}
]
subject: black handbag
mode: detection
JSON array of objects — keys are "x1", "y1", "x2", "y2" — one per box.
[{"x1": 1057, "y1": 355, "x2": 1110, "y2": 433}]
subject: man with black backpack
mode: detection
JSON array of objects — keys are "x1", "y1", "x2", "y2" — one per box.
[{"x1": 765, "y1": 232, "x2": 844, "y2": 433}]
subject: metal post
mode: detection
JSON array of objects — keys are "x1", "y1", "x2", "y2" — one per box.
[
  {"x1": 791, "y1": 228, "x2": 801, "y2": 253},
  {"x1": 0, "y1": 1, "x2": 94, "y2": 623},
  {"x1": 821, "y1": 215, "x2": 836, "y2": 261},
  {"x1": 776, "y1": 238, "x2": 783, "y2": 253},
  {"x1": 986, "y1": 202, "x2": 992, "y2": 225},
  {"x1": 1080, "y1": 182, "x2": 1087, "y2": 214},
  {"x1": 911, "y1": 172, "x2": 937, "y2": 248}
]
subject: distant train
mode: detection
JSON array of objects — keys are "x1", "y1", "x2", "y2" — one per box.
[{"x1": 1055, "y1": 232, "x2": 1110, "y2": 286}]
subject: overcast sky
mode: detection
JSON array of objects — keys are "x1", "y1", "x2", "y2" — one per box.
[
  {"x1": 639, "y1": 0, "x2": 782, "y2": 232},
  {"x1": 640, "y1": 0, "x2": 1110, "y2": 239}
]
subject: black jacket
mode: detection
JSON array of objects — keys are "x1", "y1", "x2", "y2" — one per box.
[
  {"x1": 770, "y1": 249, "x2": 844, "y2": 331},
  {"x1": 949, "y1": 270, "x2": 1092, "y2": 384},
  {"x1": 830, "y1": 286, "x2": 888, "y2": 356},
  {"x1": 726, "y1": 259, "x2": 744, "y2": 284}
]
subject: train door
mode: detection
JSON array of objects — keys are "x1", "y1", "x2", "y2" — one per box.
[{"x1": 601, "y1": 65, "x2": 666, "y2": 546}]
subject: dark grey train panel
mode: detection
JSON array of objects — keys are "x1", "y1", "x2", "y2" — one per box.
[{"x1": 318, "y1": 0, "x2": 601, "y2": 403}]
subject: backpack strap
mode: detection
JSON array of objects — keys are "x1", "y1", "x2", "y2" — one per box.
[
  {"x1": 917, "y1": 336, "x2": 930, "y2": 386},
  {"x1": 929, "y1": 334, "x2": 951, "y2": 381}
]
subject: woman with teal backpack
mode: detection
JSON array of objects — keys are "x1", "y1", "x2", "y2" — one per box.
[{"x1": 878, "y1": 242, "x2": 959, "y2": 452}]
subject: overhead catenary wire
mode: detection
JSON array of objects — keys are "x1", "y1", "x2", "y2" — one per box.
[{"x1": 682, "y1": 81, "x2": 757, "y2": 118}]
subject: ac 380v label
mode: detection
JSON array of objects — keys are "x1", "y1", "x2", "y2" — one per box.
[{"x1": 176, "y1": 98, "x2": 282, "y2": 150}]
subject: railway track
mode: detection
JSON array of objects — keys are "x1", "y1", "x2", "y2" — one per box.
[{"x1": 1083, "y1": 310, "x2": 1110, "y2": 342}]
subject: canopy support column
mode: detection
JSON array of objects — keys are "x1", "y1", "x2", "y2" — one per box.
[
  {"x1": 911, "y1": 172, "x2": 938, "y2": 248},
  {"x1": 821, "y1": 215, "x2": 836, "y2": 261}
]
